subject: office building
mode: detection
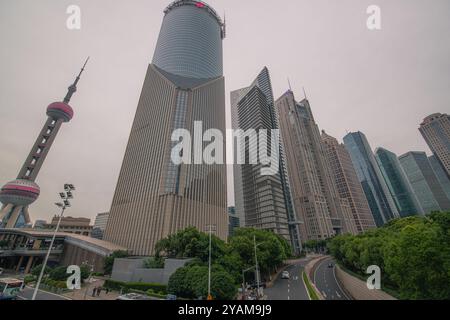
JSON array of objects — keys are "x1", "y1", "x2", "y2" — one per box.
[
  {"x1": 44, "y1": 216, "x2": 93, "y2": 236},
  {"x1": 231, "y1": 68, "x2": 293, "y2": 244},
  {"x1": 343, "y1": 132, "x2": 399, "y2": 227},
  {"x1": 322, "y1": 131, "x2": 377, "y2": 233},
  {"x1": 399, "y1": 152, "x2": 450, "y2": 213},
  {"x1": 276, "y1": 90, "x2": 358, "y2": 243},
  {"x1": 375, "y1": 147, "x2": 424, "y2": 217},
  {"x1": 228, "y1": 207, "x2": 240, "y2": 238},
  {"x1": 104, "y1": 0, "x2": 228, "y2": 255},
  {"x1": 92, "y1": 212, "x2": 109, "y2": 240},
  {"x1": 429, "y1": 155, "x2": 450, "y2": 200},
  {"x1": 419, "y1": 113, "x2": 450, "y2": 178}
]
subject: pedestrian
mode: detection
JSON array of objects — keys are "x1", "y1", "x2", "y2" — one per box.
[
  {"x1": 105, "y1": 288, "x2": 109, "y2": 295},
  {"x1": 97, "y1": 287, "x2": 101, "y2": 297},
  {"x1": 92, "y1": 287, "x2": 96, "y2": 297}
]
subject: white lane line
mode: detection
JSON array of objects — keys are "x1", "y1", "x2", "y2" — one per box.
[
  {"x1": 332, "y1": 266, "x2": 351, "y2": 300},
  {"x1": 322, "y1": 291, "x2": 327, "y2": 298},
  {"x1": 336, "y1": 291, "x2": 342, "y2": 298}
]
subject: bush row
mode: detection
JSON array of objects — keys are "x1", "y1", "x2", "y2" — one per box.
[{"x1": 103, "y1": 279, "x2": 167, "y2": 294}]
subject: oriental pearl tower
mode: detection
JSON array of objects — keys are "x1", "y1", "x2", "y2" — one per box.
[{"x1": 0, "y1": 58, "x2": 88, "y2": 229}]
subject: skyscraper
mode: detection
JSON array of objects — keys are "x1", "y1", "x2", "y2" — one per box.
[
  {"x1": 343, "y1": 132, "x2": 399, "y2": 227},
  {"x1": 230, "y1": 68, "x2": 294, "y2": 245},
  {"x1": 375, "y1": 147, "x2": 424, "y2": 217},
  {"x1": 429, "y1": 155, "x2": 450, "y2": 201},
  {"x1": 92, "y1": 212, "x2": 110, "y2": 240},
  {"x1": 419, "y1": 113, "x2": 450, "y2": 178},
  {"x1": 321, "y1": 131, "x2": 376, "y2": 233},
  {"x1": 399, "y1": 152, "x2": 450, "y2": 213},
  {"x1": 276, "y1": 91, "x2": 358, "y2": 243},
  {"x1": 0, "y1": 60, "x2": 88, "y2": 229},
  {"x1": 104, "y1": 1, "x2": 228, "y2": 256}
]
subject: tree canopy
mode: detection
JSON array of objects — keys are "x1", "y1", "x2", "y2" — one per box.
[{"x1": 328, "y1": 212, "x2": 450, "y2": 300}]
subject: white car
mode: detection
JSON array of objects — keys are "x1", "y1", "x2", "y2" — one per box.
[{"x1": 281, "y1": 271, "x2": 290, "y2": 279}]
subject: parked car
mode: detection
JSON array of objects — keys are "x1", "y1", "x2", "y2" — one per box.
[
  {"x1": 166, "y1": 294, "x2": 177, "y2": 301},
  {"x1": 328, "y1": 263, "x2": 334, "y2": 268},
  {"x1": 281, "y1": 271, "x2": 290, "y2": 279}
]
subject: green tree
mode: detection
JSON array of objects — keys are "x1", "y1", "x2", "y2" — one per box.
[
  {"x1": 49, "y1": 266, "x2": 69, "y2": 281},
  {"x1": 31, "y1": 264, "x2": 52, "y2": 277}
]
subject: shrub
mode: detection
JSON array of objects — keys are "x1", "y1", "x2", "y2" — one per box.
[{"x1": 103, "y1": 279, "x2": 167, "y2": 294}]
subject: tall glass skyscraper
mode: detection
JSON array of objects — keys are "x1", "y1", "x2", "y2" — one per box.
[
  {"x1": 375, "y1": 147, "x2": 424, "y2": 217},
  {"x1": 343, "y1": 132, "x2": 399, "y2": 227},
  {"x1": 429, "y1": 155, "x2": 450, "y2": 201},
  {"x1": 104, "y1": 1, "x2": 228, "y2": 256},
  {"x1": 399, "y1": 152, "x2": 450, "y2": 214},
  {"x1": 231, "y1": 68, "x2": 299, "y2": 251}
]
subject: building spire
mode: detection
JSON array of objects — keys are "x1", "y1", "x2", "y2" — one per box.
[
  {"x1": 303, "y1": 87, "x2": 308, "y2": 101},
  {"x1": 63, "y1": 57, "x2": 89, "y2": 104},
  {"x1": 287, "y1": 78, "x2": 292, "y2": 91}
]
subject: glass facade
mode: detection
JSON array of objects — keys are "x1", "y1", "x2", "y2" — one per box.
[
  {"x1": 375, "y1": 148, "x2": 424, "y2": 217},
  {"x1": 343, "y1": 132, "x2": 399, "y2": 227},
  {"x1": 429, "y1": 155, "x2": 450, "y2": 200},
  {"x1": 152, "y1": 2, "x2": 224, "y2": 79},
  {"x1": 399, "y1": 152, "x2": 450, "y2": 213}
]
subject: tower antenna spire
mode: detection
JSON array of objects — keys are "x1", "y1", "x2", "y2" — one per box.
[
  {"x1": 64, "y1": 57, "x2": 89, "y2": 104},
  {"x1": 303, "y1": 86, "x2": 308, "y2": 100},
  {"x1": 287, "y1": 78, "x2": 292, "y2": 91}
]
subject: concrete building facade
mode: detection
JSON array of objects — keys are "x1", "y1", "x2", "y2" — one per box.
[
  {"x1": 419, "y1": 113, "x2": 450, "y2": 178},
  {"x1": 275, "y1": 90, "x2": 358, "y2": 243},
  {"x1": 321, "y1": 131, "x2": 377, "y2": 233},
  {"x1": 104, "y1": 0, "x2": 228, "y2": 256}
]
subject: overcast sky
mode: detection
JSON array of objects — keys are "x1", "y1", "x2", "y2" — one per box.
[{"x1": 1, "y1": 0, "x2": 449, "y2": 224}]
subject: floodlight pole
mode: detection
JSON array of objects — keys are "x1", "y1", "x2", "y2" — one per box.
[
  {"x1": 32, "y1": 184, "x2": 74, "y2": 300},
  {"x1": 32, "y1": 204, "x2": 66, "y2": 300}
]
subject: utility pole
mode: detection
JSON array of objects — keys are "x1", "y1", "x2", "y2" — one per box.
[{"x1": 205, "y1": 224, "x2": 216, "y2": 301}]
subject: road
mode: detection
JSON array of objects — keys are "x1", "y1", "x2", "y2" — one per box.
[
  {"x1": 313, "y1": 257, "x2": 350, "y2": 300},
  {"x1": 17, "y1": 286, "x2": 70, "y2": 300},
  {"x1": 265, "y1": 259, "x2": 310, "y2": 300}
]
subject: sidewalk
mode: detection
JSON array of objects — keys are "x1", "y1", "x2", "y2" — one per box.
[{"x1": 62, "y1": 278, "x2": 120, "y2": 300}]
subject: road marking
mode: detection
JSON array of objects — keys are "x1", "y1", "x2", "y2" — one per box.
[
  {"x1": 336, "y1": 291, "x2": 342, "y2": 298},
  {"x1": 288, "y1": 296, "x2": 290, "y2": 300},
  {"x1": 322, "y1": 291, "x2": 327, "y2": 298},
  {"x1": 332, "y1": 265, "x2": 351, "y2": 300}
]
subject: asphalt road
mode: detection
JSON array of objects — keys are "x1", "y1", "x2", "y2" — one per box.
[
  {"x1": 266, "y1": 260, "x2": 310, "y2": 301},
  {"x1": 313, "y1": 257, "x2": 350, "y2": 300},
  {"x1": 17, "y1": 286, "x2": 70, "y2": 301}
]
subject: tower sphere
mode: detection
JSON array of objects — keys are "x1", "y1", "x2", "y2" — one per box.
[
  {"x1": 0, "y1": 179, "x2": 40, "y2": 206},
  {"x1": 47, "y1": 102, "x2": 74, "y2": 122}
]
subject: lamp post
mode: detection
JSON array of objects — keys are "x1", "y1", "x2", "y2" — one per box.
[
  {"x1": 254, "y1": 235, "x2": 264, "y2": 300},
  {"x1": 204, "y1": 224, "x2": 217, "y2": 301},
  {"x1": 32, "y1": 184, "x2": 75, "y2": 301},
  {"x1": 242, "y1": 266, "x2": 255, "y2": 300}
]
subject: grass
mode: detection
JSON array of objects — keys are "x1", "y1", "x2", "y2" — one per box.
[{"x1": 302, "y1": 271, "x2": 319, "y2": 300}]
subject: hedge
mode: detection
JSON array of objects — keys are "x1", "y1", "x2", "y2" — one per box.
[{"x1": 103, "y1": 279, "x2": 167, "y2": 294}]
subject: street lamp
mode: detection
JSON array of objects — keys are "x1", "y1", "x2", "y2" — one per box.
[
  {"x1": 32, "y1": 184, "x2": 75, "y2": 301},
  {"x1": 242, "y1": 266, "x2": 255, "y2": 300},
  {"x1": 254, "y1": 236, "x2": 264, "y2": 300},
  {"x1": 204, "y1": 224, "x2": 217, "y2": 301}
]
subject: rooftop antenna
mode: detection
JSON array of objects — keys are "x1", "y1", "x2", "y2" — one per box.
[
  {"x1": 64, "y1": 57, "x2": 89, "y2": 104},
  {"x1": 287, "y1": 78, "x2": 293, "y2": 91},
  {"x1": 303, "y1": 87, "x2": 308, "y2": 101}
]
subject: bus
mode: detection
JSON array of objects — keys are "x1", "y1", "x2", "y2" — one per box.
[{"x1": 0, "y1": 278, "x2": 24, "y2": 300}]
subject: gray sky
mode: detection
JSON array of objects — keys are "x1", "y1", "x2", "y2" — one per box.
[{"x1": 1, "y1": 0, "x2": 449, "y2": 223}]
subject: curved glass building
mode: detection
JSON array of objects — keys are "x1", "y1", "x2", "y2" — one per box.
[
  {"x1": 105, "y1": 1, "x2": 228, "y2": 256},
  {"x1": 153, "y1": 0, "x2": 225, "y2": 79}
]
